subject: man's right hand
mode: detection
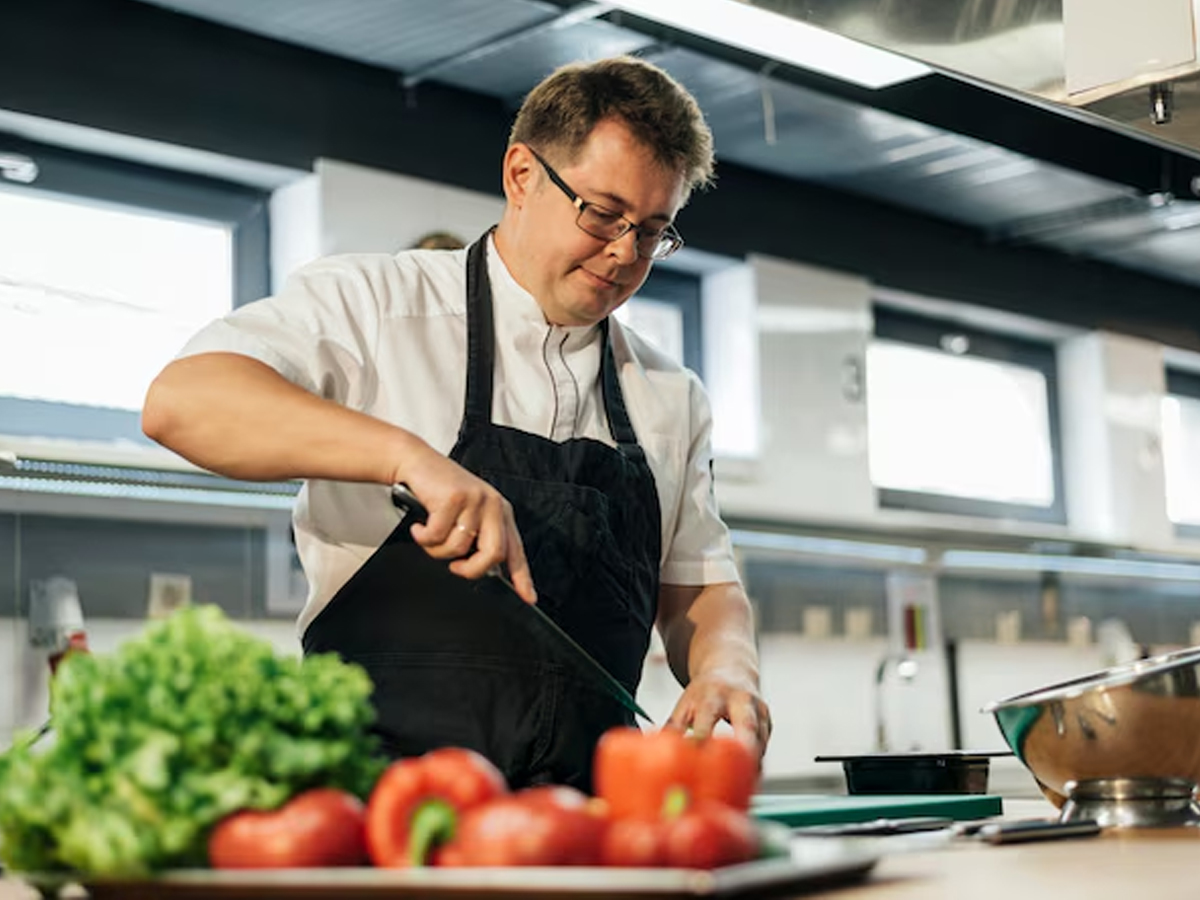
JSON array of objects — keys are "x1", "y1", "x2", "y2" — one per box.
[
  {"x1": 396, "y1": 450, "x2": 537, "y2": 605},
  {"x1": 143, "y1": 354, "x2": 537, "y2": 605}
]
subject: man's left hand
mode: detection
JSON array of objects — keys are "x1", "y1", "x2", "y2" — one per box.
[{"x1": 665, "y1": 668, "x2": 772, "y2": 761}]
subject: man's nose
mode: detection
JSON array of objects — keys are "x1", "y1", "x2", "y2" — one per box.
[{"x1": 607, "y1": 229, "x2": 640, "y2": 265}]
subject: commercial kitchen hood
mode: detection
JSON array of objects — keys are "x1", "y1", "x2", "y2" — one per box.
[{"x1": 743, "y1": 0, "x2": 1200, "y2": 170}]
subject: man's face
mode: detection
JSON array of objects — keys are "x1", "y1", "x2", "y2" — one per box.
[{"x1": 499, "y1": 118, "x2": 687, "y2": 327}]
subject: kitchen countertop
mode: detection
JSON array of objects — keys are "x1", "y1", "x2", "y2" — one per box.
[
  {"x1": 832, "y1": 800, "x2": 1200, "y2": 900},
  {"x1": 2, "y1": 800, "x2": 1197, "y2": 899},
  {"x1": 841, "y1": 833, "x2": 1200, "y2": 900}
]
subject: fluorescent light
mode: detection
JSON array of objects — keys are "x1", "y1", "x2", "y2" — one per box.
[
  {"x1": 941, "y1": 550, "x2": 1200, "y2": 583},
  {"x1": 0, "y1": 476, "x2": 296, "y2": 510},
  {"x1": 730, "y1": 529, "x2": 928, "y2": 565},
  {"x1": 921, "y1": 149, "x2": 1001, "y2": 177},
  {"x1": 0, "y1": 152, "x2": 38, "y2": 184},
  {"x1": 608, "y1": 0, "x2": 931, "y2": 89},
  {"x1": 883, "y1": 135, "x2": 961, "y2": 163}
]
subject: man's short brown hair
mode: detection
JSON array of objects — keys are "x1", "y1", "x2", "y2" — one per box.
[{"x1": 509, "y1": 56, "x2": 714, "y2": 197}]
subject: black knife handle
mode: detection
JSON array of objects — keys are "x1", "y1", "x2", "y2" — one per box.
[
  {"x1": 390, "y1": 482, "x2": 429, "y2": 527},
  {"x1": 392, "y1": 483, "x2": 513, "y2": 583}
]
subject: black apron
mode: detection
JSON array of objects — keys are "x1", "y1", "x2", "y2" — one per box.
[{"x1": 302, "y1": 232, "x2": 662, "y2": 791}]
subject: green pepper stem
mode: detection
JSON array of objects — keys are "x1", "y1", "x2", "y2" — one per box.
[
  {"x1": 408, "y1": 799, "x2": 457, "y2": 866},
  {"x1": 662, "y1": 785, "x2": 690, "y2": 819}
]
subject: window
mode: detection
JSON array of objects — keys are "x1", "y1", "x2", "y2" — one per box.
[
  {"x1": 867, "y1": 307, "x2": 1066, "y2": 523},
  {"x1": 614, "y1": 266, "x2": 703, "y2": 377},
  {"x1": 0, "y1": 136, "x2": 269, "y2": 448},
  {"x1": 1162, "y1": 368, "x2": 1200, "y2": 534}
]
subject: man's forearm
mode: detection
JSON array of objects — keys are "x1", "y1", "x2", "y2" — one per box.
[
  {"x1": 658, "y1": 582, "x2": 760, "y2": 690},
  {"x1": 142, "y1": 352, "x2": 424, "y2": 485}
]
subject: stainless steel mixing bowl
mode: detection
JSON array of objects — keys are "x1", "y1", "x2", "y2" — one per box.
[{"x1": 983, "y1": 647, "x2": 1200, "y2": 803}]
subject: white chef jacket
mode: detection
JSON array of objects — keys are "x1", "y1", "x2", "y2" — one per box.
[{"x1": 178, "y1": 237, "x2": 741, "y2": 633}]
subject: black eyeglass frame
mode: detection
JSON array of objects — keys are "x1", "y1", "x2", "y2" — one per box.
[{"x1": 528, "y1": 148, "x2": 684, "y2": 261}]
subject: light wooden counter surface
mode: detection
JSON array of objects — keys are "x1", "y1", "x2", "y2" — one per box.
[
  {"x1": 835, "y1": 827, "x2": 1200, "y2": 900},
  {"x1": 833, "y1": 798, "x2": 1200, "y2": 900}
]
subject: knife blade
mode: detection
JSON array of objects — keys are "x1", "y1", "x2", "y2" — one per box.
[{"x1": 390, "y1": 483, "x2": 652, "y2": 723}]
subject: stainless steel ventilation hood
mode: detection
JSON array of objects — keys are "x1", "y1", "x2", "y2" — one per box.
[{"x1": 746, "y1": 0, "x2": 1200, "y2": 163}]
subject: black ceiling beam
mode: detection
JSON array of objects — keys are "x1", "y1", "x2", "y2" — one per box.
[{"x1": 0, "y1": 0, "x2": 512, "y2": 196}]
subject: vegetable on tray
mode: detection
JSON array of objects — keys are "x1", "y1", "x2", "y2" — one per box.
[
  {"x1": 0, "y1": 605, "x2": 386, "y2": 876},
  {"x1": 601, "y1": 801, "x2": 760, "y2": 869},
  {"x1": 594, "y1": 727, "x2": 759, "y2": 819},
  {"x1": 438, "y1": 785, "x2": 607, "y2": 867},
  {"x1": 593, "y1": 727, "x2": 762, "y2": 869},
  {"x1": 208, "y1": 788, "x2": 368, "y2": 869},
  {"x1": 365, "y1": 747, "x2": 508, "y2": 868}
]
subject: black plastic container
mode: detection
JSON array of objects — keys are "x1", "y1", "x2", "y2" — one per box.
[{"x1": 814, "y1": 751, "x2": 1012, "y2": 795}]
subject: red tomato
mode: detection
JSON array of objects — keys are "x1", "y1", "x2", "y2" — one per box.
[
  {"x1": 601, "y1": 817, "x2": 669, "y2": 867},
  {"x1": 440, "y1": 786, "x2": 608, "y2": 867},
  {"x1": 663, "y1": 802, "x2": 758, "y2": 869},
  {"x1": 602, "y1": 802, "x2": 758, "y2": 870},
  {"x1": 208, "y1": 788, "x2": 368, "y2": 869}
]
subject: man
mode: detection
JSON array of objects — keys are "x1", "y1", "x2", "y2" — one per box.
[{"x1": 143, "y1": 56, "x2": 770, "y2": 789}]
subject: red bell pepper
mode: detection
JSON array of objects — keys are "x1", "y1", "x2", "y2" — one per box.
[
  {"x1": 437, "y1": 785, "x2": 608, "y2": 867},
  {"x1": 593, "y1": 728, "x2": 759, "y2": 821},
  {"x1": 365, "y1": 747, "x2": 508, "y2": 868},
  {"x1": 601, "y1": 800, "x2": 759, "y2": 869}
]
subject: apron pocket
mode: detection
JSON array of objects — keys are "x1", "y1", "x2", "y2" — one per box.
[
  {"x1": 529, "y1": 671, "x2": 636, "y2": 793},
  {"x1": 352, "y1": 651, "x2": 551, "y2": 783},
  {"x1": 480, "y1": 473, "x2": 639, "y2": 614}
]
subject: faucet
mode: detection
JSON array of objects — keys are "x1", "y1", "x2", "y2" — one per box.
[{"x1": 874, "y1": 653, "x2": 919, "y2": 752}]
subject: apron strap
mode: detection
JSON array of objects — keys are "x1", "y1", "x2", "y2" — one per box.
[
  {"x1": 462, "y1": 229, "x2": 644, "y2": 456},
  {"x1": 599, "y1": 318, "x2": 643, "y2": 456},
  {"x1": 462, "y1": 231, "x2": 496, "y2": 431}
]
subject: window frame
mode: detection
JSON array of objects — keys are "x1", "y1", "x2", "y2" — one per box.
[
  {"x1": 0, "y1": 133, "x2": 269, "y2": 449},
  {"x1": 629, "y1": 264, "x2": 704, "y2": 379},
  {"x1": 870, "y1": 306, "x2": 1068, "y2": 524},
  {"x1": 1164, "y1": 367, "x2": 1200, "y2": 539}
]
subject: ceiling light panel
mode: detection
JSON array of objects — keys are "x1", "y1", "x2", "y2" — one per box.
[{"x1": 607, "y1": 0, "x2": 932, "y2": 89}]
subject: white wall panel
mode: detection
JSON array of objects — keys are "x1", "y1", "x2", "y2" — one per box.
[
  {"x1": 1059, "y1": 332, "x2": 1171, "y2": 548},
  {"x1": 715, "y1": 254, "x2": 876, "y2": 524}
]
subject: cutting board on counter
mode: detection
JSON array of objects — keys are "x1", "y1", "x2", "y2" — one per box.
[{"x1": 751, "y1": 793, "x2": 1003, "y2": 827}]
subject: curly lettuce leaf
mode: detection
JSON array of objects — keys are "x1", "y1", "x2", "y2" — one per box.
[{"x1": 0, "y1": 605, "x2": 385, "y2": 876}]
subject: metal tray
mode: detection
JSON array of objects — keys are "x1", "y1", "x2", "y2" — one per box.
[{"x1": 18, "y1": 839, "x2": 878, "y2": 899}]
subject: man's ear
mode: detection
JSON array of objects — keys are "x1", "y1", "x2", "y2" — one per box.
[{"x1": 501, "y1": 143, "x2": 537, "y2": 209}]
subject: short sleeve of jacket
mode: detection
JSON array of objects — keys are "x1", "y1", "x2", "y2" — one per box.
[
  {"x1": 659, "y1": 370, "x2": 742, "y2": 587},
  {"x1": 176, "y1": 256, "x2": 387, "y2": 405}
]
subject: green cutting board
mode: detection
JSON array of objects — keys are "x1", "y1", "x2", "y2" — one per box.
[{"x1": 751, "y1": 793, "x2": 1003, "y2": 827}]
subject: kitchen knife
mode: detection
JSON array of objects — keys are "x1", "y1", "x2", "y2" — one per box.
[{"x1": 390, "y1": 483, "x2": 652, "y2": 722}]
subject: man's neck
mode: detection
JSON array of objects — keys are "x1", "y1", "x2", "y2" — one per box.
[
  {"x1": 492, "y1": 220, "x2": 607, "y2": 331},
  {"x1": 492, "y1": 221, "x2": 554, "y2": 325}
]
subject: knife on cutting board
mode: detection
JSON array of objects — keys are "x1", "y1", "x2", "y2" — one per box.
[{"x1": 390, "y1": 483, "x2": 653, "y2": 723}]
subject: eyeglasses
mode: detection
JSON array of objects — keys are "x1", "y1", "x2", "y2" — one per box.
[{"x1": 529, "y1": 149, "x2": 684, "y2": 261}]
